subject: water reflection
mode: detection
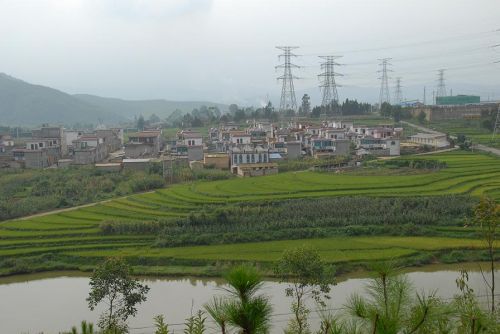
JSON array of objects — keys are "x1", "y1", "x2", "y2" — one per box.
[{"x1": 0, "y1": 265, "x2": 498, "y2": 334}]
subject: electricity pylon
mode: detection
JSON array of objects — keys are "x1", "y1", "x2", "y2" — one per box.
[
  {"x1": 378, "y1": 58, "x2": 392, "y2": 107},
  {"x1": 276, "y1": 46, "x2": 300, "y2": 112}
]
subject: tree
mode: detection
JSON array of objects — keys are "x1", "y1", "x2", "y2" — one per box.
[
  {"x1": 274, "y1": 246, "x2": 335, "y2": 334},
  {"x1": 346, "y1": 263, "x2": 446, "y2": 334},
  {"x1": 223, "y1": 265, "x2": 272, "y2": 334},
  {"x1": 184, "y1": 310, "x2": 206, "y2": 334},
  {"x1": 300, "y1": 94, "x2": 311, "y2": 115},
  {"x1": 473, "y1": 197, "x2": 499, "y2": 314},
  {"x1": 149, "y1": 113, "x2": 161, "y2": 124},
  {"x1": 229, "y1": 104, "x2": 239, "y2": 114},
  {"x1": 153, "y1": 315, "x2": 170, "y2": 334},
  {"x1": 87, "y1": 257, "x2": 150, "y2": 333},
  {"x1": 137, "y1": 115, "x2": 145, "y2": 131},
  {"x1": 204, "y1": 297, "x2": 229, "y2": 334},
  {"x1": 417, "y1": 111, "x2": 426, "y2": 124}
]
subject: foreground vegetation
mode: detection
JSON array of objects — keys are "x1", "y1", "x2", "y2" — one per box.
[
  {"x1": 0, "y1": 151, "x2": 498, "y2": 277},
  {"x1": 61, "y1": 253, "x2": 499, "y2": 334}
]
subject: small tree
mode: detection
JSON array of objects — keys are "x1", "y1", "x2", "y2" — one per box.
[
  {"x1": 274, "y1": 246, "x2": 335, "y2": 334},
  {"x1": 473, "y1": 196, "x2": 499, "y2": 314},
  {"x1": 154, "y1": 315, "x2": 170, "y2": 334},
  {"x1": 204, "y1": 296, "x2": 229, "y2": 334},
  {"x1": 417, "y1": 110, "x2": 426, "y2": 124},
  {"x1": 223, "y1": 265, "x2": 273, "y2": 334},
  {"x1": 87, "y1": 257, "x2": 150, "y2": 333},
  {"x1": 346, "y1": 263, "x2": 446, "y2": 334},
  {"x1": 137, "y1": 115, "x2": 145, "y2": 131}
]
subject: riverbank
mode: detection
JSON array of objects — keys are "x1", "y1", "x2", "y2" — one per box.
[{"x1": 0, "y1": 244, "x2": 496, "y2": 279}]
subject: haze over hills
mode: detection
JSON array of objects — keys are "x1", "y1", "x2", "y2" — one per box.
[
  {"x1": 73, "y1": 94, "x2": 228, "y2": 121},
  {"x1": 0, "y1": 73, "x2": 228, "y2": 127}
]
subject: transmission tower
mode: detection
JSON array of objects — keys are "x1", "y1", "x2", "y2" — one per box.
[
  {"x1": 493, "y1": 104, "x2": 500, "y2": 140},
  {"x1": 318, "y1": 55, "x2": 343, "y2": 112},
  {"x1": 378, "y1": 58, "x2": 392, "y2": 107},
  {"x1": 436, "y1": 69, "x2": 447, "y2": 98},
  {"x1": 276, "y1": 46, "x2": 300, "y2": 112},
  {"x1": 394, "y1": 77, "x2": 403, "y2": 105}
]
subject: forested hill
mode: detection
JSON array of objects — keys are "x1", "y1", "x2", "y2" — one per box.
[
  {"x1": 0, "y1": 73, "x2": 125, "y2": 126},
  {"x1": 0, "y1": 73, "x2": 227, "y2": 126}
]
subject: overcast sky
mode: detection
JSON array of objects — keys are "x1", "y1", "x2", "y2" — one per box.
[{"x1": 1, "y1": 0, "x2": 499, "y2": 105}]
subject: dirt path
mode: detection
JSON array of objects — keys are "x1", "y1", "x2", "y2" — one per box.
[{"x1": 10, "y1": 190, "x2": 156, "y2": 221}]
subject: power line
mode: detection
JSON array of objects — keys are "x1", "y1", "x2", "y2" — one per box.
[
  {"x1": 276, "y1": 46, "x2": 300, "y2": 112},
  {"x1": 318, "y1": 55, "x2": 343, "y2": 111},
  {"x1": 378, "y1": 58, "x2": 392, "y2": 106}
]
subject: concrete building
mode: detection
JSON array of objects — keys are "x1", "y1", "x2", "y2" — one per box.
[
  {"x1": 311, "y1": 139, "x2": 350, "y2": 158},
  {"x1": 12, "y1": 149, "x2": 49, "y2": 168},
  {"x1": 125, "y1": 131, "x2": 162, "y2": 158},
  {"x1": 230, "y1": 145, "x2": 277, "y2": 176},
  {"x1": 187, "y1": 145, "x2": 204, "y2": 161},
  {"x1": 357, "y1": 137, "x2": 400, "y2": 156},
  {"x1": 408, "y1": 133, "x2": 449, "y2": 149},
  {"x1": 204, "y1": 153, "x2": 230, "y2": 169},
  {"x1": 177, "y1": 130, "x2": 203, "y2": 146},
  {"x1": 73, "y1": 136, "x2": 107, "y2": 164},
  {"x1": 410, "y1": 103, "x2": 497, "y2": 122}
]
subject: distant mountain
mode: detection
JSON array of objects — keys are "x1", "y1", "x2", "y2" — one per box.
[
  {"x1": 73, "y1": 94, "x2": 228, "y2": 120},
  {"x1": 0, "y1": 73, "x2": 126, "y2": 126},
  {"x1": 0, "y1": 73, "x2": 228, "y2": 127}
]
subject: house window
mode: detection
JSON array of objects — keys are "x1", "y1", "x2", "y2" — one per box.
[
  {"x1": 246, "y1": 154, "x2": 250, "y2": 163},
  {"x1": 233, "y1": 155, "x2": 237, "y2": 164},
  {"x1": 263, "y1": 154, "x2": 267, "y2": 162},
  {"x1": 251, "y1": 154, "x2": 255, "y2": 163},
  {"x1": 391, "y1": 141, "x2": 396, "y2": 145},
  {"x1": 239, "y1": 154, "x2": 243, "y2": 163}
]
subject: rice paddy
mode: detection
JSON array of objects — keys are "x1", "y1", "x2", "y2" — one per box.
[{"x1": 0, "y1": 151, "x2": 498, "y2": 275}]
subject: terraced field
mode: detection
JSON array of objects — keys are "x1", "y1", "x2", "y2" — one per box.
[{"x1": 0, "y1": 151, "x2": 499, "y2": 276}]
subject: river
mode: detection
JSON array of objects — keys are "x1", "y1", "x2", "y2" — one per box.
[{"x1": 0, "y1": 263, "x2": 498, "y2": 334}]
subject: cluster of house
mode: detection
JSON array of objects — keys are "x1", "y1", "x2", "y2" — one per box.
[
  {"x1": 0, "y1": 120, "x2": 451, "y2": 175},
  {"x1": 0, "y1": 126, "x2": 124, "y2": 169},
  {"x1": 160, "y1": 120, "x2": 404, "y2": 176}
]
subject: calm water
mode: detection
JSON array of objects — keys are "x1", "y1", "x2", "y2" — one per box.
[{"x1": 0, "y1": 264, "x2": 498, "y2": 334}]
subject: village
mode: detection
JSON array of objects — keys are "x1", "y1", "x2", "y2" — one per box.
[{"x1": 0, "y1": 115, "x2": 456, "y2": 177}]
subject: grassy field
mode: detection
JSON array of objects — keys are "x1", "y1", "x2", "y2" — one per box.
[{"x1": 0, "y1": 151, "x2": 498, "y2": 276}]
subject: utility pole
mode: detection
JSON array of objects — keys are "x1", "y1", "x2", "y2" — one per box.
[
  {"x1": 423, "y1": 86, "x2": 427, "y2": 105},
  {"x1": 378, "y1": 58, "x2": 392, "y2": 108},
  {"x1": 318, "y1": 55, "x2": 343, "y2": 114},
  {"x1": 276, "y1": 46, "x2": 300, "y2": 113},
  {"x1": 493, "y1": 104, "x2": 500, "y2": 140},
  {"x1": 394, "y1": 77, "x2": 403, "y2": 105},
  {"x1": 436, "y1": 69, "x2": 447, "y2": 98}
]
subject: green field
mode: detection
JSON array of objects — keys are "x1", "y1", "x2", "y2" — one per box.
[{"x1": 0, "y1": 151, "x2": 499, "y2": 276}]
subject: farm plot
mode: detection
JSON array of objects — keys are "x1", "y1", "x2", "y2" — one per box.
[{"x1": 0, "y1": 151, "x2": 498, "y2": 275}]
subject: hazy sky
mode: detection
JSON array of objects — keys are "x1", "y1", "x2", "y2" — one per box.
[{"x1": 1, "y1": 0, "x2": 499, "y2": 105}]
